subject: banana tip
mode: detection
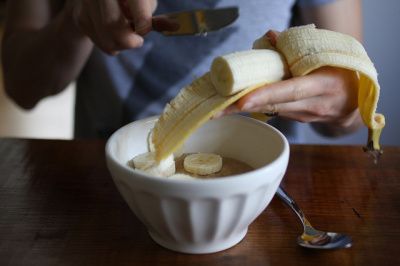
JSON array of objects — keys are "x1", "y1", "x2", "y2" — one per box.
[{"x1": 363, "y1": 141, "x2": 383, "y2": 164}]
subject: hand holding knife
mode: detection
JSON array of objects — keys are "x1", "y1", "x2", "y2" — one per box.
[
  {"x1": 151, "y1": 7, "x2": 239, "y2": 36},
  {"x1": 118, "y1": 1, "x2": 238, "y2": 36},
  {"x1": 72, "y1": 1, "x2": 238, "y2": 55}
]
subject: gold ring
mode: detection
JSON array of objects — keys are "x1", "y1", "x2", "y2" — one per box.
[{"x1": 264, "y1": 111, "x2": 279, "y2": 117}]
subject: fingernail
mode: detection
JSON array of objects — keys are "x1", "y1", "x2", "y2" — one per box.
[{"x1": 266, "y1": 30, "x2": 278, "y2": 46}]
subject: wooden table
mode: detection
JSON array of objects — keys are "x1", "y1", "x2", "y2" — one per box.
[{"x1": 1, "y1": 139, "x2": 399, "y2": 265}]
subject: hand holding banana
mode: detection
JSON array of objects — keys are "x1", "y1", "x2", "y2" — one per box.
[
  {"x1": 70, "y1": 0, "x2": 179, "y2": 55},
  {"x1": 152, "y1": 24, "x2": 385, "y2": 162},
  {"x1": 219, "y1": 30, "x2": 362, "y2": 136}
]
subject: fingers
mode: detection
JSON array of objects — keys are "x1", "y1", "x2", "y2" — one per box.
[
  {"x1": 252, "y1": 97, "x2": 331, "y2": 123},
  {"x1": 237, "y1": 75, "x2": 325, "y2": 111},
  {"x1": 99, "y1": 0, "x2": 121, "y2": 22},
  {"x1": 265, "y1": 30, "x2": 280, "y2": 46},
  {"x1": 215, "y1": 98, "x2": 326, "y2": 123},
  {"x1": 100, "y1": 0, "x2": 145, "y2": 51},
  {"x1": 222, "y1": 67, "x2": 358, "y2": 125},
  {"x1": 95, "y1": 0, "x2": 143, "y2": 53},
  {"x1": 74, "y1": 0, "x2": 145, "y2": 55},
  {"x1": 212, "y1": 105, "x2": 240, "y2": 119},
  {"x1": 127, "y1": 0, "x2": 156, "y2": 35},
  {"x1": 117, "y1": 0, "x2": 133, "y2": 20}
]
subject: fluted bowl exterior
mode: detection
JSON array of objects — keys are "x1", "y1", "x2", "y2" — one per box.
[{"x1": 106, "y1": 115, "x2": 289, "y2": 254}]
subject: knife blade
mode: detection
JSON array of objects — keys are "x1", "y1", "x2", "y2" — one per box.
[{"x1": 152, "y1": 6, "x2": 239, "y2": 36}]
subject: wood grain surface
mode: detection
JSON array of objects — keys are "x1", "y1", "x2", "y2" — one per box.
[{"x1": 0, "y1": 139, "x2": 399, "y2": 265}]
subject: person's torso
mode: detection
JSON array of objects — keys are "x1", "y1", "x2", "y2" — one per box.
[{"x1": 76, "y1": 0, "x2": 297, "y2": 138}]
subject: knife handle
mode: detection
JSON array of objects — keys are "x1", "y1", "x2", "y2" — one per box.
[
  {"x1": 127, "y1": 16, "x2": 179, "y2": 35},
  {"x1": 152, "y1": 16, "x2": 180, "y2": 33}
]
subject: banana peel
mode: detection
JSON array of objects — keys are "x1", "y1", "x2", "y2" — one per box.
[
  {"x1": 276, "y1": 25, "x2": 384, "y2": 161},
  {"x1": 152, "y1": 73, "x2": 266, "y2": 161}
]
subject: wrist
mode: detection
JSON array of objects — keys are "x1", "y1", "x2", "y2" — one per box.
[{"x1": 312, "y1": 109, "x2": 363, "y2": 137}]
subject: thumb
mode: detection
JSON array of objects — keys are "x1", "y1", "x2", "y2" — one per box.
[
  {"x1": 127, "y1": 0, "x2": 155, "y2": 35},
  {"x1": 265, "y1": 30, "x2": 280, "y2": 47}
]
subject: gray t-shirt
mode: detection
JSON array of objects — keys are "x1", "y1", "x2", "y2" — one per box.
[{"x1": 75, "y1": 0, "x2": 333, "y2": 139}]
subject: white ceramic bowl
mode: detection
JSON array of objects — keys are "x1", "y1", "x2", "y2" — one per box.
[{"x1": 106, "y1": 115, "x2": 289, "y2": 254}]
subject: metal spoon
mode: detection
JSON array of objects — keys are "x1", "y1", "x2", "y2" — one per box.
[{"x1": 276, "y1": 186, "x2": 352, "y2": 249}]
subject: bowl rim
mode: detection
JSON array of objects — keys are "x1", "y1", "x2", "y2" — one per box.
[{"x1": 105, "y1": 114, "x2": 289, "y2": 185}]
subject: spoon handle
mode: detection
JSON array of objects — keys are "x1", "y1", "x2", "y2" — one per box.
[
  {"x1": 276, "y1": 186, "x2": 352, "y2": 249},
  {"x1": 276, "y1": 186, "x2": 325, "y2": 236},
  {"x1": 275, "y1": 186, "x2": 308, "y2": 227}
]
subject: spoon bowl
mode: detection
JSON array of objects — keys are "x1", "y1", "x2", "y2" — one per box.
[
  {"x1": 297, "y1": 232, "x2": 352, "y2": 249},
  {"x1": 276, "y1": 186, "x2": 352, "y2": 249}
]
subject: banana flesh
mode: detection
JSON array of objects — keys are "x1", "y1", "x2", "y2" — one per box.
[
  {"x1": 210, "y1": 50, "x2": 289, "y2": 96},
  {"x1": 152, "y1": 24, "x2": 385, "y2": 162},
  {"x1": 183, "y1": 153, "x2": 223, "y2": 175},
  {"x1": 148, "y1": 129, "x2": 185, "y2": 158}
]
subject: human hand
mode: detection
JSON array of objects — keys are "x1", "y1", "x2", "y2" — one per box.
[
  {"x1": 118, "y1": 1, "x2": 180, "y2": 33},
  {"x1": 70, "y1": 0, "x2": 157, "y2": 55},
  {"x1": 221, "y1": 30, "x2": 363, "y2": 135}
]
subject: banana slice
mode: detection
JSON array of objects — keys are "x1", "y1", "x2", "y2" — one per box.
[
  {"x1": 147, "y1": 129, "x2": 155, "y2": 152},
  {"x1": 128, "y1": 152, "x2": 175, "y2": 177},
  {"x1": 183, "y1": 153, "x2": 222, "y2": 176}
]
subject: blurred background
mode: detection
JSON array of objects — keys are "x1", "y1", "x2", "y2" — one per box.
[
  {"x1": 0, "y1": 0, "x2": 399, "y2": 145},
  {"x1": 0, "y1": 1, "x2": 74, "y2": 139}
]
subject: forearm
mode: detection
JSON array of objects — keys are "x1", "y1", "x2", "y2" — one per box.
[
  {"x1": 2, "y1": 6, "x2": 93, "y2": 109},
  {"x1": 299, "y1": 0, "x2": 363, "y2": 41},
  {"x1": 299, "y1": 0, "x2": 363, "y2": 136}
]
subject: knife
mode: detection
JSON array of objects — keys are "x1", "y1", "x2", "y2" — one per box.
[{"x1": 152, "y1": 6, "x2": 239, "y2": 36}]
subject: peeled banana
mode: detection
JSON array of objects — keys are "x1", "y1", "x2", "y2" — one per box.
[
  {"x1": 152, "y1": 24, "x2": 385, "y2": 162},
  {"x1": 210, "y1": 50, "x2": 289, "y2": 96},
  {"x1": 183, "y1": 153, "x2": 223, "y2": 175}
]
